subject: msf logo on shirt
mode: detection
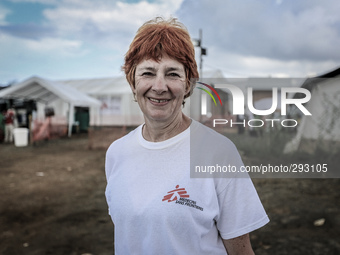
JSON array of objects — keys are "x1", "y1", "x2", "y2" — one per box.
[
  {"x1": 162, "y1": 185, "x2": 204, "y2": 211},
  {"x1": 162, "y1": 185, "x2": 189, "y2": 202}
]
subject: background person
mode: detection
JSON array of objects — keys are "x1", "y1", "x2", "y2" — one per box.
[
  {"x1": 4, "y1": 107, "x2": 15, "y2": 143},
  {"x1": 105, "y1": 17, "x2": 269, "y2": 255},
  {"x1": 0, "y1": 110, "x2": 5, "y2": 142}
]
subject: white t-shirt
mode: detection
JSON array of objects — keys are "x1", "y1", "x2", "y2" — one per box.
[{"x1": 105, "y1": 120, "x2": 269, "y2": 254}]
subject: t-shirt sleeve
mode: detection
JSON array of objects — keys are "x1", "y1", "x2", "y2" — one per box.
[{"x1": 215, "y1": 176, "x2": 269, "y2": 240}]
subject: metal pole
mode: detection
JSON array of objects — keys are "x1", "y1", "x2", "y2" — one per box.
[{"x1": 199, "y1": 29, "x2": 203, "y2": 78}]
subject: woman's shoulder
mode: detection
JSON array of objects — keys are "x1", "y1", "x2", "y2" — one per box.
[
  {"x1": 191, "y1": 120, "x2": 237, "y2": 149},
  {"x1": 106, "y1": 125, "x2": 141, "y2": 153}
]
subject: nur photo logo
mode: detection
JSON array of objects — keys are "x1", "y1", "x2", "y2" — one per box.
[
  {"x1": 194, "y1": 78, "x2": 312, "y2": 129},
  {"x1": 196, "y1": 81, "x2": 222, "y2": 116}
]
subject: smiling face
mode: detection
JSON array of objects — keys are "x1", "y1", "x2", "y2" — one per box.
[{"x1": 133, "y1": 55, "x2": 189, "y2": 124}]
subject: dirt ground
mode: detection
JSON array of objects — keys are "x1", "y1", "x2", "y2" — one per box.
[{"x1": 0, "y1": 134, "x2": 339, "y2": 255}]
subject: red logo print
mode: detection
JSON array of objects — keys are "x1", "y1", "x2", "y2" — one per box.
[{"x1": 162, "y1": 185, "x2": 190, "y2": 202}]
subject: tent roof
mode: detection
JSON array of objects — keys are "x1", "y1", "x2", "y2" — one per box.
[
  {"x1": 0, "y1": 76, "x2": 101, "y2": 107},
  {"x1": 59, "y1": 76, "x2": 131, "y2": 95}
]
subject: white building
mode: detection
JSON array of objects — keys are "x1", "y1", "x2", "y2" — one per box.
[{"x1": 284, "y1": 67, "x2": 340, "y2": 154}]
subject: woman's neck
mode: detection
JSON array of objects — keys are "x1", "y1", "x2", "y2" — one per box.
[{"x1": 142, "y1": 113, "x2": 191, "y2": 142}]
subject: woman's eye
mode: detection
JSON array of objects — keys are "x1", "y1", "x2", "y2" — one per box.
[
  {"x1": 142, "y1": 72, "x2": 154, "y2": 76},
  {"x1": 168, "y1": 73, "x2": 180, "y2": 77}
]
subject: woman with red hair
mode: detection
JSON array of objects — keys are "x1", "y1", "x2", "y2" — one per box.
[{"x1": 105, "y1": 17, "x2": 269, "y2": 254}]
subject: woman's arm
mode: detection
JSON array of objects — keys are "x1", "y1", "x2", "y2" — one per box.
[{"x1": 222, "y1": 233, "x2": 255, "y2": 255}]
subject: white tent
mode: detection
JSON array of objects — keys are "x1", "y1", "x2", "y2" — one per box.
[
  {"x1": 59, "y1": 77, "x2": 144, "y2": 126},
  {"x1": 0, "y1": 76, "x2": 101, "y2": 137},
  {"x1": 284, "y1": 68, "x2": 340, "y2": 154}
]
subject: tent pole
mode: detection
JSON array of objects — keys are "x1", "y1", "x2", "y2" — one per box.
[{"x1": 68, "y1": 103, "x2": 74, "y2": 137}]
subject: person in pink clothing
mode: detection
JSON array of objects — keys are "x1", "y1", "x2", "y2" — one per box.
[{"x1": 4, "y1": 108, "x2": 15, "y2": 143}]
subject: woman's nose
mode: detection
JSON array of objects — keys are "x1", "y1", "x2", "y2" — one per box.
[{"x1": 152, "y1": 75, "x2": 168, "y2": 94}]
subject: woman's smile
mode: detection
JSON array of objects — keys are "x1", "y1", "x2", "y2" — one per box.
[{"x1": 147, "y1": 97, "x2": 171, "y2": 105}]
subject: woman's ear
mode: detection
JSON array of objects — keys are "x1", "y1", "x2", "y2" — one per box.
[
  {"x1": 185, "y1": 83, "x2": 190, "y2": 94},
  {"x1": 130, "y1": 83, "x2": 136, "y2": 93},
  {"x1": 130, "y1": 84, "x2": 137, "y2": 102},
  {"x1": 184, "y1": 81, "x2": 191, "y2": 98}
]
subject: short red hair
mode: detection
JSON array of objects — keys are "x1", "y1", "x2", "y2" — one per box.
[{"x1": 122, "y1": 17, "x2": 199, "y2": 100}]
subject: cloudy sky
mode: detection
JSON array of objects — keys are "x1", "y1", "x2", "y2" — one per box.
[{"x1": 0, "y1": 0, "x2": 339, "y2": 84}]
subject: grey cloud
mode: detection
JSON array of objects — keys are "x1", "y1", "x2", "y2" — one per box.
[
  {"x1": 177, "y1": 0, "x2": 340, "y2": 62},
  {"x1": 0, "y1": 23, "x2": 55, "y2": 40}
]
